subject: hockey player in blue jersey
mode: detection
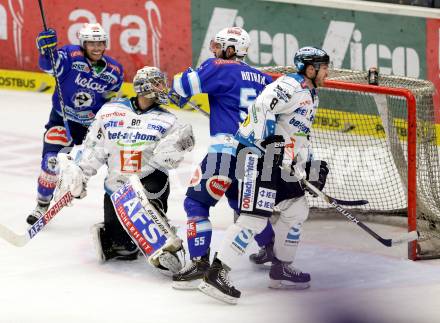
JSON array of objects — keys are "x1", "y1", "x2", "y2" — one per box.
[
  {"x1": 170, "y1": 27, "x2": 272, "y2": 289},
  {"x1": 27, "y1": 23, "x2": 124, "y2": 225}
]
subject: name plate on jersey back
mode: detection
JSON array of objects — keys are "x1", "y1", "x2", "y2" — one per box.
[{"x1": 111, "y1": 183, "x2": 167, "y2": 257}]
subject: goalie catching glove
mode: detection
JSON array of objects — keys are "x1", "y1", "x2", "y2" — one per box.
[{"x1": 56, "y1": 153, "x2": 88, "y2": 199}]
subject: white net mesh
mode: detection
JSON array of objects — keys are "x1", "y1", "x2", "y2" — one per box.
[{"x1": 259, "y1": 66, "x2": 440, "y2": 259}]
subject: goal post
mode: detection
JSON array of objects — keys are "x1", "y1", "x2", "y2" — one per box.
[{"x1": 260, "y1": 67, "x2": 439, "y2": 260}]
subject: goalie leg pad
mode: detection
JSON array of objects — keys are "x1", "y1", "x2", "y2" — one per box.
[
  {"x1": 91, "y1": 222, "x2": 139, "y2": 262},
  {"x1": 111, "y1": 176, "x2": 184, "y2": 272}
]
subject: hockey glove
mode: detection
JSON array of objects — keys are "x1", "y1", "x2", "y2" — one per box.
[
  {"x1": 256, "y1": 135, "x2": 285, "y2": 166},
  {"x1": 36, "y1": 29, "x2": 57, "y2": 55},
  {"x1": 56, "y1": 154, "x2": 88, "y2": 199},
  {"x1": 304, "y1": 160, "x2": 329, "y2": 197},
  {"x1": 151, "y1": 124, "x2": 195, "y2": 170},
  {"x1": 167, "y1": 89, "x2": 189, "y2": 108}
]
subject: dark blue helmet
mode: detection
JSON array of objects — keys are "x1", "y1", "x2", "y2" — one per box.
[{"x1": 294, "y1": 47, "x2": 329, "y2": 73}]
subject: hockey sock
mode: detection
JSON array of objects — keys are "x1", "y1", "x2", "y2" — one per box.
[
  {"x1": 217, "y1": 215, "x2": 267, "y2": 268},
  {"x1": 184, "y1": 197, "x2": 212, "y2": 258},
  {"x1": 254, "y1": 220, "x2": 274, "y2": 247},
  {"x1": 37, "y1": 152, "x2": 59, "y2": 201}
]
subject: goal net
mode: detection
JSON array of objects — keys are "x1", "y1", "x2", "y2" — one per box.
[{"x1": 260, "y1": 66, "x2": 440, "y2": 260}]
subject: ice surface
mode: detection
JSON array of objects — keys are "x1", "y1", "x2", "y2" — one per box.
[{"x1": 0, "y1": 90, "x2": 439, "y2": 323}]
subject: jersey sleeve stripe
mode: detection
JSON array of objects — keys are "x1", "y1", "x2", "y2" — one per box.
[
  {"x1": 187, "y1": 71, "x2": 202, "y2": 96},
  {"x1": 173, "y1": 74, "x2": 187, "y2": 97}
]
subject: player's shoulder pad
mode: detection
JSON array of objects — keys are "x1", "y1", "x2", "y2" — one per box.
[
  {"x1": 63, "y1": 44, "x2": 84, "y2": 59},
  {"x1": 103, "y1": 56, "x2": 123, "y2": 76},
  {"x1": 202, "y1": 57, "x2": 241, "y2": 68},
  {"x1": 98, "y1": 98, "x2": 131, "y2": 114},
  {"x1": 261, "y1": 71, "x2": 274, "y2": 84},
  {"x1": 285, "y1": 73, "x2": 308, "y2": 90}
]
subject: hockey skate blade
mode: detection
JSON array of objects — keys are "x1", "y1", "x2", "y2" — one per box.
[
  {"x1": 198, "y1": 281, "x2": 238, "y2": 305},
  {"x1": 269, "y1": 278, "x2": 310, "y2": 290},
  {"x1": 172, "y1": 279, "x2": 201, "y2": 290}
]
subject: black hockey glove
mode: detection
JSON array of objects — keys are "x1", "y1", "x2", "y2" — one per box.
[
  {"x1": 259, "y1": 135, "x2": 285, "y2": 166},
  {"x1": 260, "y1": 135, "x2": 284, "y2": 149},
  {"x1": 304, "y1": 160, "x2": 329, "y2": 197}
]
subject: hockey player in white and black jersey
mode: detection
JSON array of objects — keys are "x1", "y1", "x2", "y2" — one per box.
[
  {"x1": 198, "y1": 47, "x2": 331, "y2": 304},
  {"x1": 55, "y1": 66, "x2": 194, "y2": 273}
]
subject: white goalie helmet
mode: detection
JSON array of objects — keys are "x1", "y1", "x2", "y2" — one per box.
[
  {"x1": 78, "y1": 23, "x2": 108, "y2": 48},
  {"x1": 133, "y1": 66, "x2": 168, "y2": 105},
  {"x1": 212, "y1": 27, "x2": 250, "y2": 58}
]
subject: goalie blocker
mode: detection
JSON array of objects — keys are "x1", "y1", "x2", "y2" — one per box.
[{"x1": 109, "y1": 175, "x2": 184, "y2": 273}]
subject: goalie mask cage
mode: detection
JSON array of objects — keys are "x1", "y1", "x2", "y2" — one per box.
[{"x1": 260, "y1": 67, "x2": 440, "y2": 260}]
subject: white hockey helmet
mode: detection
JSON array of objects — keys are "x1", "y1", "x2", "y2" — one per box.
[
  {"x1": 78, "y1": 23, "x2": 108, "y2": 48},
  {"x1": 133, "y1": 66, "x2": 168, "y2": 105},
  {"x1": 212, "y1": 27, "x2": 250, "y2": 58}
]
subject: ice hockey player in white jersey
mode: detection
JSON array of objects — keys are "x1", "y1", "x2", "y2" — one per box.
[
  {"x1": 198, "y1": 47, "x2": 331, "y2": 304},
  {"x1": 56, "y1": 66, "x2": 194, "y2": 273}
]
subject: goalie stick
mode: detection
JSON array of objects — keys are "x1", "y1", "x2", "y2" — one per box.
[
  {"x1": 301, "y1": 179, "x2": 418, "y2": 247},
  {"x1": 0, "y1": 191, "x2": 73, "y2": 247}
]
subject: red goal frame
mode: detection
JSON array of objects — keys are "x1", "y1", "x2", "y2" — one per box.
[{"x1": 268, "y1": 73, "x2": 418, "y2": 260}]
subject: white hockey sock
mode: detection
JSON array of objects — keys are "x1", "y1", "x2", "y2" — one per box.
[
  {"x1": 217, "y1": 223, "x2": 254, "y2": 269},
  {"x1": 273, "y1": 196, "x2": 309, "y2": 263},
  {"x1": 273, "y1": 220, "x2": 300, "y2": 263},
  {"x1": 217, "y1": 215, "x2": 267, "y2": 269}
]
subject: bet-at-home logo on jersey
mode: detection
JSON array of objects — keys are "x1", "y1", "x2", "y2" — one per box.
[{"x1": 199, "y1": 7, "x2": 420, "y2": 78}]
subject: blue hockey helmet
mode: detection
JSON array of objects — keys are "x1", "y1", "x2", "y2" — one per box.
[{"x1": 294, "y1": 47, "x2": 329, "y2": 73}]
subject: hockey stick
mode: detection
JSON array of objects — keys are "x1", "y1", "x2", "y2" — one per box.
[
  {"x1": 0, "y1": 191, "x2": 73, "y2": 247},
  {"x1": 37, "y1": 0, "x2": 72, "y2": 142},
  {"x1": 183, "y1": 99, "x2": 210, "y2": 118},
  {"x1": 301, "y1": 179, "x2": 418, "y2": 247},
  {"x1": 177, "y1": 100, "x2": 368, "y2": 206}
]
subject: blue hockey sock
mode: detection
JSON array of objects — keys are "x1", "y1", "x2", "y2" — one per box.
[
  {"x1": 37, "y1": 152, "x2": 59, "y2": 202},
  {"x1": 184, "y1": 197, "x2": 212, "y2": 258},
  {"x1": 254, "y1": 220, "x2": 274, "y2": 247}
]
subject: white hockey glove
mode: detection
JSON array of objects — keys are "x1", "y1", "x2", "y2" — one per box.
[
  {"x1": 151, "y1": 124, "x2": 195, "y2": 169},
  {"x1": 56, "y1": 154, "x2": 87, "y2": 199}
]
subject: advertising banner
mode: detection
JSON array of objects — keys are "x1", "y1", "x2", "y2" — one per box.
[
  {"x1": 0, "y1": 0, "x2": 191, "y2": 81},
  {"x1": 192, "y1": 0, "x2": 439, "y2": 121},
  {"x1": 192, "y1": 0, "x2": 426, "y2": 79}
]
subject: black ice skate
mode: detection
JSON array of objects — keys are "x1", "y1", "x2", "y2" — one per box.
[
  {"x1": 198, "y1": 258, "x2": 241, "y2": 305},
  {"x1": 249, "y1": 241, "x2": 274, "y2": 269},
  {"x1": 269, "y1": 257, "x2": 311, "y2": 289},
  {"x1": 91, "y1": 223, "x2": 139, "y2": 262},
  {"x1": 172, "y1": 252, "x2": 210, "y2": 290},
  {"x1": 26, "y1": 200, "x2": 50, "y2": 225}
]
